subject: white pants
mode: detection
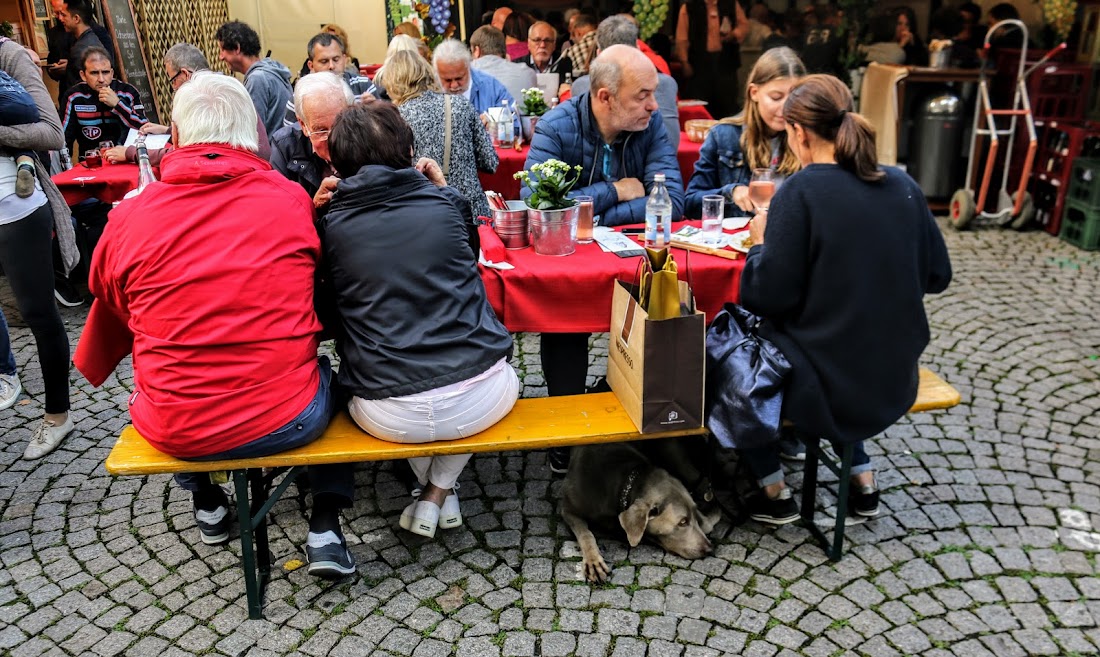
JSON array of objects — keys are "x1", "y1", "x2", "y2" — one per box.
[{"x1": 349, "y1": 358, "x2": 519, "y2": 490}]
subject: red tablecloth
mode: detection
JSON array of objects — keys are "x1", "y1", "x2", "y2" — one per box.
[
  {"x1": 678, "y1": 104, "x2": 714, "y2": 130},
  {"x1": 478, "y1": 134, "x2": 704, "y2": 202},
  {"x1": 53, "y1": 164, "x2": 139, "y2": 205},
  {"x1": 479, "y1": 221, "x2": 743, "y2": 333}
]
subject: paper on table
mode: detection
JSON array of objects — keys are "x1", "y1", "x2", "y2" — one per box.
[
  {"x1": 123, "y1": 129, "x2": 170, "y2": 150},
  {"x1": 673, "y1": 225, "x2": 730, "y2": 248},
  {"x1": 722, "y1": 216, "x2": 751, "y2": 231},
  {"x1": 594, "y1": 227, "x2": 645, "y2": 256},
  {"x1": 535, "y1": 73, "x2": 558, "y2": 102}
]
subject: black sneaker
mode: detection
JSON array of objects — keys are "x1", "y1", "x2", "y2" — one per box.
[
  {"x1": 306, "y1": 535, "x2": 356, "y2": 579},
  {"x1": 54, "y1": 277, "x2": 85, "y2": 307},
  {"x1": 849, "y1": 484, "x2": 880, "y2": 517},
  {"x1": 747, "y1": 487, "x2": 800, "y2": 525},
  {"x1": 194, "y1": 503, "x2": 230, "y2": 545},
  {"x1": 778, "y1": 434, "x2": 806, "y2": 462},
  {"x1": 548, "y1": 447, "x2": 570, "y2": 475}
]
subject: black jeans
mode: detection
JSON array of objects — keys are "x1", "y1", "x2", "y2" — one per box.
[
  {"x1": 0, "y1": 204, "x2": 71, "y2": 413},
  {"x1": 540, "y1": 332, "x2": 590, "y2": 396}
]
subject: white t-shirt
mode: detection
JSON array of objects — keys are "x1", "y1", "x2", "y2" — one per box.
[{"x1": 0, "y1": 155, "x2": 47, "y2": 225}]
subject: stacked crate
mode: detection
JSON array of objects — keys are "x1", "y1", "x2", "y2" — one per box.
[
  {"x1": 1060, "y1": 157, "x2": 1100, "y2": 249},
  {"x1": 1031, "y1": 122, "x2": 1100, "y2": 235}
]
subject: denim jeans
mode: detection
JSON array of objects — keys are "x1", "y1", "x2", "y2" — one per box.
[
  {"x1": 175, "y1": 357, "x2": 354, "y2": 505},
  {"x1": 741, "y1": 437, "x2": 871, "y2": 487}
]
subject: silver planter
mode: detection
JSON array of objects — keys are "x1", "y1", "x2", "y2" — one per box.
[{"x1": 527, "y1": 204, "x2": 579, "y2": 256}]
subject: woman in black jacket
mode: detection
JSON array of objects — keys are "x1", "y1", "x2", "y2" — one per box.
[
  {"x1": 322, "y1": 102, "x2": 519, "y2": 540},
  {"x1": 738, "y1": 74, "x2": 952, "y2": 525}
]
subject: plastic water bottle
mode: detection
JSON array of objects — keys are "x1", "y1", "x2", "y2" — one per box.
[
  {"x1": 136, "y1": 141, "x2": 157, "y2": 193},
  {"x1": 645, "y1": 173, "x2": 672, "y2": 248},
  {"x1": 496, "y1": 100, "x2": 514, "y2": 148},
  {"x1": 59, "y1": 147, "x2": 73, "y2": 171}
]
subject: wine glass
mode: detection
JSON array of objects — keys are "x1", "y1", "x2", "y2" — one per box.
[{"x1": 749, "y1": 168, "x2": 776, "y2": 213}]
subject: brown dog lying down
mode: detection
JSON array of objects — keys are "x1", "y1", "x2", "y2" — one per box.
[{"x1": 562, "y1": 441, "x2": 720, "y2": 582}]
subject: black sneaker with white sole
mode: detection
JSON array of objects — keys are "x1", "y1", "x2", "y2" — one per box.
[
  {"x1": 848, "y1": 484, "x2": 880, "y2": 517},
  {"x1": 548, "y1": 447, "x2": 570, "y2": 475},
  {"x1": 53, "y1": 277, "x2": 85, "y2": 307},
  {"x1": 747, "y1": 487, "x2": 800, "y2": 525},
  {"x1": 194, "y1": 505, "x2": 230, "y2": 545},
  {"x1": 306, "y1": 539, "x2": 356, "y2": 579}
]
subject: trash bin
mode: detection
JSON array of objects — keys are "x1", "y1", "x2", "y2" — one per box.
[{"x1": 909, "y1": 90, "x2": 964, "y2": 200}]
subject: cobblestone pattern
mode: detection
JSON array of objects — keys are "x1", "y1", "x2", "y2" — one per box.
[{"x1": 1, "y1": 222, "x2": 1099, "y2": 656}]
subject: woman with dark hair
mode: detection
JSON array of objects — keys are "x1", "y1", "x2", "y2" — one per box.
[
  {"x1": 735, "y1": 74, "x2": 952, "y2": 524},
  {"x1": 503, "y1": 12, "x2": 534, "y2": 60},
  {"x1": 322, "y1": 102, "x2": 519, "y2": 540},
  {"x1": 894, "y1": 6, "x2": 929, "y2": 66}
]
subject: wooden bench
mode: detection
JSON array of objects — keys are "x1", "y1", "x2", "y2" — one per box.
[
  {"x1": 798, "y1": 367, "x2": 962, "y2": 560},
  {"x1": 105, "y1": 392, "x2": 706, "y2": 619}
]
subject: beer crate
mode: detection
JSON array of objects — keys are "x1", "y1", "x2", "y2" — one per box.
[
  {"x1": 1059, "y1": 200, "x2": 1100, "y2": 250},
  {"x1": 1067, "y1": 157, "x2": 1100, "y2": 207},
  {"x1": 1031, "y1": 122, "x2": 1100, "y2": 234}
]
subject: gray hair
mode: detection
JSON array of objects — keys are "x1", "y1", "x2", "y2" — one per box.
[
  {"x1": 597, "y1": 15, "x2": 639, "y2": 50},
  {"x1": 432, "y1": 39, "x2": 471, "y2": 67},
  {"x1": 589, "y1": 56, "x2": 623, "y2": 96},
  {"x1": 172, "y1": 72, "x2": 258, "y2": 151},
  {"x1": 293, "y1": 71, "x2": 354, "y2": 122},
  {"x1": 163, "y1": 43, "x2": 210, "y2": 73}
]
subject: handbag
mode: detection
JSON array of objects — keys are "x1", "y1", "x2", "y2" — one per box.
[
  {"x1": 637, "y1": 247, "x2": 693, "y2": 320},
  {"x1": 704, "y1": 303, "x2": 791, "y2": 450},
  {"x1": 442, "y1": 94, "x2": 452, "y2": 178}
]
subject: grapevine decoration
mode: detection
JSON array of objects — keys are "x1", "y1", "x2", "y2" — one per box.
[
  {"x1": 1041, "y1": 0, "x2": 1076, "y2": 43},
  {"x1": 388, "y1": 0, "x2": 457, "y2": 49},
  {"x1": 633, "y1": 0, "x2": 669, "y2": 41}
]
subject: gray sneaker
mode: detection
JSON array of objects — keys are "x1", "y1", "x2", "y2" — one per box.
[
  {"x1": 0, "y1": 373, "x2": 21, "y2": 411},
  {"x1": 23, "y1": 414, "x2": 74, "y2": 460},
  {"x1": 306, "y1": 538, "x2": 356, "y2": 579}
]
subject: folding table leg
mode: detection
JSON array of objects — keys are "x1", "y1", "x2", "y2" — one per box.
[
  {"x1": 249, "y1": 469, "x2": 272, "y2": 587},
  {"x1": 800, "y1": 435, "x2": 819, "y2": 530}
]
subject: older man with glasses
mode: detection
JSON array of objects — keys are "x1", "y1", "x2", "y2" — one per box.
[{"x1": 517, "y1": 20, "x2": 573, "y2": 98}]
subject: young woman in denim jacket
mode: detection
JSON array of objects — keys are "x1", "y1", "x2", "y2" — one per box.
[{"x1": 685, "y1": 47, "x2": 805, "y2": 218}]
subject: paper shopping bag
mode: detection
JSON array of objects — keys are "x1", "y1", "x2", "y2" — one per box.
[{"x1": 607, "y1": 279, "x2": 706, "y2": 433}]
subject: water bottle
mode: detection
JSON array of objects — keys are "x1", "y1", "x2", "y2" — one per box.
[
  {"x1": 644, "y1": 173, "x2": 672, "y2": 249},
  {"x1": 136, "y1": 142, "x2": 157, "y2": 193},
  {"x1": 59, "y1": 147, "x2": 73, "y2": 171},
  {"x1": 496, "y1": 100, "x2": 514, "y2": 148}
]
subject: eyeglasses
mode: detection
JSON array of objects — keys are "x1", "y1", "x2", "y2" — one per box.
[
  {"x1": 168, "y1": 68, "x2": 187, "y2": 85},
  {"x1": 304, "y1": 127, "x2": 331, "y2": 142},
  {"x1": 529, "y1": 37, "x2": 555, "y2": 44}
]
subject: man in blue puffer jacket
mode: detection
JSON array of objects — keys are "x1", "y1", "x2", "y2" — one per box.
[{"x1": 523, "y1": 45, "x2": 684, "y2": 227}]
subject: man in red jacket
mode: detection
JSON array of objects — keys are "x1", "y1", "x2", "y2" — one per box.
[{"x1": 88, "y1": 72, "x2": 355, "y2": 579}]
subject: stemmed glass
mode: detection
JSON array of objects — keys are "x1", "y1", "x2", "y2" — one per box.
[{"x1": 749, "y1": 168, "x2": 777, "y2": 213}]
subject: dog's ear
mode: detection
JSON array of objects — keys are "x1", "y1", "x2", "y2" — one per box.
[{"x1": 619, "y1": 500, "x2": 652, "y2": 547}]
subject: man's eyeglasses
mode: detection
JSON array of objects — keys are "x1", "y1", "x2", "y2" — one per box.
[
  {"x1": 168, "y1": 68, "x2": 187, "y2": 85},
  {"x1": 529, "y1": 37, "x2": 555, "y2": 44},
  {"x1": 304, "y1": 127, "x2": 331, "y2": 142}
]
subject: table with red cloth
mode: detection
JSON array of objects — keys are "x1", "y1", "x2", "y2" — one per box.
[
  {"x1": 479, "y1": 221, "x2": 743, "y2": 333},
  {"x1": 478, "y1": 133, "x2": 705, "y2": 201},
  {"x1": 677, "y1": 103, "x2": 714, "y2": 131},
  {"x1": 53, "y1": 163, "x2": 140, "y2": 206}
]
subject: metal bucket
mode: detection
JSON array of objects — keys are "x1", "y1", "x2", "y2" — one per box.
[
  {"x1": 492, "y1": 200, "x2": 530, "y2": 249},
  {"x1": 528, "y1": 204, "x2": 579, "y2": 256},
  {"x1": 930, "y1": 48, "x2": 951, "y2": 69}
]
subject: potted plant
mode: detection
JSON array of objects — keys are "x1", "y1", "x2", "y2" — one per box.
[
  {"x1": 518, "y1": 87, "x2": 550, "y2": 141},
  {"x1": 514, "y1": 159, "x2": 583, "y2": 255}
]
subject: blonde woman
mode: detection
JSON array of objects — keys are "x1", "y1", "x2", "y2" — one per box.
[
  {"x1": 384, "y1": 50, "x2": 497, "y2": 218},
  {"x1": 685, "y1": 47, "x2": 805, "y2": 218}
]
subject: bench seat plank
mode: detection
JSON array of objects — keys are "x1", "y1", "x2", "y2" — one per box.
[
  {"x1": 910, "y1": 367, "x2": 961, "y2": 412},
  {"x1": 104, "y1": 392, "x2": 703, "y2": 476}
]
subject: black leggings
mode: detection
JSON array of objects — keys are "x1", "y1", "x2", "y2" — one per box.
[{"x1": 0, "y1": 204, "x2": 71, "y2": 413}]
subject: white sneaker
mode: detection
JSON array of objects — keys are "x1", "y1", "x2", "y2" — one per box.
[
  {"x1": 399, "y1": 500, "x2": 440, "y2": 538},
  {"x1": 0, "y1": 373, "x2": 21, "y2": 411},
  {"x1": 23, "y1": 414, "x2": 75, "y2": 460},
  {"x1": 439, "y1": 490, "x2": 462, "y2": 529}
]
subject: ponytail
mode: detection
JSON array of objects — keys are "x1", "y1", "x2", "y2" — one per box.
[
  {"x1": 835, "y1": 111, "x2": 884, "y2": 182},
  {"x1": 784, "y1": 74, "x2": 884, "y2": 183}
]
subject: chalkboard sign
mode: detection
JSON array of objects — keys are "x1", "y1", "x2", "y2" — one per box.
[{"x1": 100, "y1": 0, "x2": 160, "y2": 123}]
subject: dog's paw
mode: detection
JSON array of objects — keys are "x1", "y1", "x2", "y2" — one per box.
[{"x1": 583, "y1": 555, "x2": 611, "y2": 583}]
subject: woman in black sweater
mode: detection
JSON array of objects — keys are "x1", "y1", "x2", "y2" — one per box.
[{"x1": 738, "y1": 74, "x2": 952, "y2": 524}]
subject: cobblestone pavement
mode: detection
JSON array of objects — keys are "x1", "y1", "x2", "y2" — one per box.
[{"x1": 2, "y1": 220, "x2": 1100, "y2": 657}]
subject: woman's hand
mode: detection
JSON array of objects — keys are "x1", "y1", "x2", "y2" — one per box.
[
  {"x1": 749, "y1": 211, "x2": 767, "y2": 247},
  {"x1": 140, "y1": 122, "x2": 170, "y2": 135},
  {"x1": 731, "y1": 185, "x2": 754, "y2": 212},
  {"x1": 415, "y1": 157, "x2": 447, "y2": 187},
  {"x1": 104, "y1": 145, "x2": 127, "y2": 164}
]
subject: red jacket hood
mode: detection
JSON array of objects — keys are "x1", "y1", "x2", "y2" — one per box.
[{"x1": 159, "y1": 143, "x2": 272, "y2": 185}]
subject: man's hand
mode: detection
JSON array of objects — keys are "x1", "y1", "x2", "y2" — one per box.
[
  {"x1": 748, "y1": 211, "x2": 767, "y2": 247},
  {"x1": 479, "y1": 112, "x2": 490, "y2": 128},
  {"x1": 731, "y1": 185, "x2": 754, "y2": 212},
  {"x1": 313, "y1": 176, "x2": 340, "y2": 208},
  {"x1": 415, "y1": 157, "x2": 447, "y2": 187},
  {"x1": 104, "y1": 145, "x2": 128, "y2": 164},
  {"x1": 613, "y1": 177, "x2": 646, "y2": 202},
  {"x1": 358, "y1": 92, "x2": 376, "y2": 104},
  {"x1": 99, "y1": 86, "x2": 120, "y2": 108},
  {"x1": 49, "y1": 59, "x2": 67, "y2": 75},
  {"x1": 140, "y1": 122, "x2": 170, "y2": 135}
]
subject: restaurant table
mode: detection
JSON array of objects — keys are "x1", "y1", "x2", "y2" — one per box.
[
  {"x1": 479, "y1": 220, "x2": 744, "y2": 333},
  {"x1": 53, "y1": 163, "x2": 140, "y2": 206},
  {"x1": 478, "y1": 133, "x2": 705, "y2": 201}
]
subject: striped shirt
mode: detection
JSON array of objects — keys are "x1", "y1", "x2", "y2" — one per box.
[{"x1": 61, "y1": 80, "x2": 148, "y2": 158}]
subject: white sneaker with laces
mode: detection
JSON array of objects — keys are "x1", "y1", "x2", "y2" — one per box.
[
  {"x1": 23, "y1": 413, "x2": 75, "y2": 460},
  {"x1": 0, "y1": 373, "x2": 21, "y2": 411}
]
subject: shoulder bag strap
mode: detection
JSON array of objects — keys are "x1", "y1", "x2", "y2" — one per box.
[{"x1": 443, "y1": 94, "x2": 452, "y2": 178}]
